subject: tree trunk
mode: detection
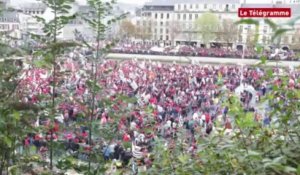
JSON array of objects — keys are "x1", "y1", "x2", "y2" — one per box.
[{"x1": 0, "y1": 158, "x2": 4, "y2": 175}]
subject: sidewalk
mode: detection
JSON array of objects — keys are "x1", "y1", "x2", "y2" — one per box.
[{"x1": 107, "y1": 53, "x2": 300, "y2": 67}]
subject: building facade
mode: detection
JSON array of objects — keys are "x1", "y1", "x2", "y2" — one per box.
[
  {"x1": 136, "y1": 0, "x2": 240, "y2": 46},
  {"x1": 60, "y1": 3, "x2": 124, "y2": 41},
  {"x1": 240, "y1": 3, "x2": 300, "y2": 47},
  {"x1": 136, "y1": 0, "x2": 300, "y2": 47},
  {"x1": 0, "y1": 11, "x2": 21, "y2": 40},
  {"x1": 18, "y1": 3, "x2": 47, "y2": 38}
]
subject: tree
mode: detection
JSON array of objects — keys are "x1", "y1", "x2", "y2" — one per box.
[
  {"x1": 169, "y1": 20, "x2": 181, "y2": 46},
  {"x1": 183, "y1": 22, "x2": 196, "y2": 46},
  {"x1": 195, "y1": 12, "x2": 220, "y2": 46},
  {"x1": 246, "y1": 29, "x2": 256, "y2": 48},
  {"x1": 217, "y1": 19, "x2": 238, "y2": 48},
  {"x1": 282, "y1": 34, "x2": 290, "y2": 44},
  {"x1": 135, "y1": 19, "x2": 153, "y2": 42},
  {"x1": 136, "y1": 26, "x2": 151, "y2": 41},
  {"x1": 0, "y1": 2, "x2": 38, "y2": 174},
  {"x1": 118, "y1": 19, "x2": 136, "y2": 40},
  {"x1": 262, "y1": 35, "x2": 267, "y2": 44},
  {"x1": 32, "y1": 0, "x2": 77, "y2": 170},
  {"x1": 290, "y1": 29, "x2": 300, "y2": 50},
  {"x1": 77, "y1": 0, "x2": 126, "y2": 173}
]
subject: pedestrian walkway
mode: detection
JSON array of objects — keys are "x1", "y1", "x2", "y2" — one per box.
[{"x1": 107, "y1": 53, "x2": 300, "y2": 67}]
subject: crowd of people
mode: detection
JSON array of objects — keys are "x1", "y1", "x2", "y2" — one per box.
[
  {"x1": 111, "y1": 43, "x2": 299, "y2": 60},
  {"x1": 16, "y1": 53, "x2": 300, "y2": 170}
]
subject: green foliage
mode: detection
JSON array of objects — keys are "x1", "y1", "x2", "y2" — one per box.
[
  {"x1": 66, "y1": 0, "x2": 128, "y2": 174},
  {"x1": 195, "y1": 12, "x2": 220, "y2": 45},
  {"x1": 272, "y1": 28, "x2": 293, "y2": 42},
  {"x1": 29, "y1": 0, "x2": 78, "y2": 171},
  {"x1": 235, "y1": 19, "x2": 259, "y2": 26},
  {"x1": 264, "y1": 19, "x2": 277, "y2": 31},
  {"x1": 0, "y1": 53, "x2": 39, "y2": 174}
]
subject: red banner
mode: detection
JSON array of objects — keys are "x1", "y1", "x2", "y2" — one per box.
[{"x1": 238, "y1": 8, "x2": 291, "y2": 18}]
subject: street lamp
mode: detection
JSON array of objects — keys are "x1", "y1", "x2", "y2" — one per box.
[
  {"x1": 240, "y1": 43, "x2": 245, "y2": 87},
  {"x1": 240, "y1": 25, "x2": 251, "y2": 86}
]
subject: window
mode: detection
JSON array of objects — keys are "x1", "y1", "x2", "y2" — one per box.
[
  {"x1": 183, "y1": 14, "x2": 186, "y2": 20},
  {"x1": 166, "y1": 35, "x2": 169, "y2": 40},
  {"x1": 161, "y1": 13, "x2": 163, "y2": 19},
  {"x1": 160, "y1": 21, "x2": 163, "y2": 26},
  {"x1": 177, "y1": 14, "x2": 181, "y2": 20},
  {"x1": 263, "y1": 26, "x2": 268, "y2": 33},
  {"x1": 155, "y1": 13, "x2": 157, "y2": 19},
  {"x1": 178, "y1": 4, "x2": 181, "y2": 10},
  {"x1": 195, "y1": 14, "x2": 198, "y2": 19},
  {"x1": 190, "y1": 4, "x2": 192, "y2": 9},
  {"x1": 232, "y1": 4, "x2": 235, "y2": 9},
  {"x1": 154, "y1": 28, "x2": 157, "y2": 33},
  {"x1": 137, "y1": 21, "x2": 140, "y2": 25},
  {"x1": 283, "y1": 36, "x2": 289, "y2": 43},
  {"x1": 160, "y1": 35, "x2": 163, "y2": 40},
  {"x1": 13, "y1": 24, "x2": 19, "y2": 30},
  {"x1": 225, "y1": 4, "x2": 229, "y2": 11},
  {"x1": 262, "y1": 36, "x2": 267, "y2": 44},
  {"x1": 184, "y1": 4, "x2": 187, "y2": 10},
  {"x1": 292, "y1": 37, "x2": 295, "y2": 43},
  {"x1": 196, "y1": 4, "x2": 199, "y2": 9},
  {"x1": 166, "y1": 29, "x2": 169, "y2": 34},
  {"x1": 204, "y1": 4, "x2": 207, "y2": 9},
  {"x1": 148, "y1": 28, "x2": 151, "y2": 33},
  {"x1": 166, "y1": 21, "x2": 169, "y2": 26},
  {"x1": 189, "y1": 14, "x2": 192, "y2": 20},
  {"x1": 160, "y1": 28, "x2": 163, "y2": 33},
  {"x1": 167, "y1": 13, "x2": 169, "y2": 19}
]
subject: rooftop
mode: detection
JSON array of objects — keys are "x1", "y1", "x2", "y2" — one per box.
[
  {"x1": 0, "y1": 11, "x2": 19, "y2": 22},
  {"x1": 20, "y1": 2, "x2": 46, "y2": 10}
]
